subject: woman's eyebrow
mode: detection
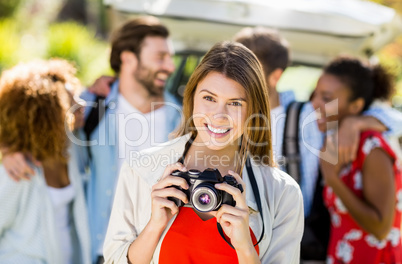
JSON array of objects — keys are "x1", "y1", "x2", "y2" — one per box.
[
  {"x1": 199, "y1": 89, "x2": 247, "y2": 101},
  {"x1": 199, "y1": 89, "x2": 217, "y2": 96}
]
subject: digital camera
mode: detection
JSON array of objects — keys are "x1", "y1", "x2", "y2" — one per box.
[{"x1": 168, "y1": 168, "x2": 243, "y2": 212}]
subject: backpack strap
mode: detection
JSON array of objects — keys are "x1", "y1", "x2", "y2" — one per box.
[
  {"x1": 282, "y1": 101, "x2": 305, "y2": 183},
  {"x1": 83, "y1": 95, "x2": 108, "y2": 159}
]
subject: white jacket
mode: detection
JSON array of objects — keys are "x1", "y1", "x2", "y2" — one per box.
[
  {"x1": 0, "y1": 146, "x2": 91, "y2": 264},
  {"x1": 104, "y1": 135, "x2": 304, "y2": 263}
]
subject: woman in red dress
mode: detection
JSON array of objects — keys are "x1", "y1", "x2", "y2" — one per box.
[{"x1": 312, "y1": 56, "x2": 402, "y2": 263}]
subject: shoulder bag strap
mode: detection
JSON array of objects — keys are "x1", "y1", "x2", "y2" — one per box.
[
  {"x1": 282, "y1": 101, "x2": 305, "y2": 183},
  {"x1": 83, "y1": 95, "x2": 108, "y2": 159}
]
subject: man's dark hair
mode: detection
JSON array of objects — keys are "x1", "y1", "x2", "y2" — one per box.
[
  {"x1": 234, "y1": 27, "x2": 290, "y2": 78},
  {"x1": 109, "y1": 16, "x2": 169, "y2": 74}
]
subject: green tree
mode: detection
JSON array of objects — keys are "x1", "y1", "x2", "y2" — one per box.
[
  {"x1": 369, "y1": 0, "x2": 402, "y2": 106},
  {"x1": 0, "y1": 0, "x2": 22, "y2": 18}
]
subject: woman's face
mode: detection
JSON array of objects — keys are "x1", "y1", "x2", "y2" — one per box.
[
  {"x1": 192, "y1": 72, "x2": 248, "y2": 150},
  {"x1": 311, "y1": 73, "x2": 355, "y2": 132}
]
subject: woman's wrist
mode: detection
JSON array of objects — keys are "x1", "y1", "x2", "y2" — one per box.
[
  {"x1": 236, "y1": 244, "x2": 256, "y2": 255},
  {"x1": 323, "y1": 170, "x2": 340, "y2": 187},
  {"x1": 146, "y1": 218, "x2": 169, "y2": 238},
  {"x1": 234, "y1": 237, "x2": 256, "y2": 256},
  {"x1": 236, "y1": 243, "x2": 260, "y2": 264},
  {"x1": 127, "y1": 220, "x2": 167, "y2": 263}
]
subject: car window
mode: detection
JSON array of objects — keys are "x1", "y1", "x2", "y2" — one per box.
[{"x1": 166, "y1": 53, "x2": 203, "y2": 102}]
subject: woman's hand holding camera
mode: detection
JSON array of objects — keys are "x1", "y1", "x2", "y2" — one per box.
[
  {"x1": 149, "y1": 162, "x2": 189, "y2": 230},
  {"x1": 215, "y1": 171, "x2": 257, "y2": 260}
]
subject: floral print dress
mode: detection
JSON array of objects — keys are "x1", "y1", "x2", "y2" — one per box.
[{"x1": 324, "y1": 131, "x2": 402, "y2": 264}]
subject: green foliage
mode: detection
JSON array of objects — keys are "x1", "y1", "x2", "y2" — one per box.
[
  {"x1": 377, "y1": 38, "x2": 402, "y2": 106},
  {"x1": 0, "y1": 19, "x2": 21, "y2": 70},
  {"x1": 369, "y1": 0, "x2": 402, "y2": 107},
  {"x1": 0, "y1": 18, "x2": 112, "y2": 87},
  {"x1": 46, "y1": 22, "x2": 112, "y2": 85},
  {"x1": 0, "y1": 0, "x2": 22, "y2": 18}
]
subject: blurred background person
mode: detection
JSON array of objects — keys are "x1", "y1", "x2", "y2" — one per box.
[
  {"x1": 234, "y1": 26, "x2": 402, "y2": 263},
  {"x1": 314, "y1": 57, "x2": 402, "y2": 263},
  {"x1": 0, "y1": 16, "x2": 182, "y2": 264},
  {"x1": 78, "y1": 16, "x2": 181, "y2": 263},
  {"x1": 0, "y1": 59, "x2": 91, "y2": 264}
]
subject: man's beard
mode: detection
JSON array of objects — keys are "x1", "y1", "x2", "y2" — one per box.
[{"x1": 134, "y1": 63, "x2": 169, "y2": 97}]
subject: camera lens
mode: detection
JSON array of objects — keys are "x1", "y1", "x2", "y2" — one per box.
[
  {"x1": 198, "y1": 193, "x2": 211, "y2": 205},
  {"x1": 191, "y1": 183, "x2": 222, "y2": 212}
]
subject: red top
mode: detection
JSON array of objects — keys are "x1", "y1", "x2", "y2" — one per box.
[
  {"x1": 159, "y1": 207, "x2": 259, "y2": 264},
  {"x1": 324, "y1": 131, "x2": 402, "y2": 264}
]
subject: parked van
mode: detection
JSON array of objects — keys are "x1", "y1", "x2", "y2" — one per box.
[{"x1": 104, "y1": 0, "x2": 402, "y2": 100}]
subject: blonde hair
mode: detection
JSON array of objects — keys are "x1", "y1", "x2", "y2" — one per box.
[
  {"x1": 0, "y1": 59, "x2": 81, "y2": 162},
  {"x1": 175, "y1": 41, "x2": 273, "y2": 169}
]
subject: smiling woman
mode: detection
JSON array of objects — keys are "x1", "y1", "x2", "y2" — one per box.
[
  {"x1": 313, "y1": 57, "x2": 402, "y2": 263},
  {"x1": 192, "y1": 72, "x2": 248, "y2": 151},
  {"x1": 104, "y1": 41, "x2": 304, "y2": 264}
]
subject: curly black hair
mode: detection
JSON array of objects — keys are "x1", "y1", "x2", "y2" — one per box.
[{"x1": 324, "y1": 56, "x2": 395, "y2": 112}]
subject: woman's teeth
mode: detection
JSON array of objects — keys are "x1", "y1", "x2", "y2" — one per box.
[{"x1": 207, "y1": 124, "x2": 230, "y2": 134}]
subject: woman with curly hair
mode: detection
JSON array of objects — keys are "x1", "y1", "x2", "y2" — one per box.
[
  {"x1": 312, "y1": 57, "x2": 402, "y2": 263},
  {"x1": 0, "y1": 59, "x2": 90, "y2": 264}
]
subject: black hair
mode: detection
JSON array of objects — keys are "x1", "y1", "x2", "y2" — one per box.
[{"x1": 324, "y1": 57, "x2": 394, "y2": 112}]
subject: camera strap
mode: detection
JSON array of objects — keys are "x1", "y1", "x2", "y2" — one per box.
[
  {"x1": 179, "y1": 139, "x2": 264, "y2": 250},
  {"x1": 217, "y1": 157, "x2": 265, "y2": 250}
]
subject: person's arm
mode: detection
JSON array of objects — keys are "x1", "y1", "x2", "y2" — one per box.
[
  {"x1": 0, "y1": 149, "x2": 38, "y2": 181},
  {"x1": 260, "y1": 174, "x2": 304, "y2": 264},
  {"x1": 320, "y1": 140, "x2": 395, "y2": 240},
  {"x1": 87, "y1": 75, "x2": 114, "y2": 97},
  {"x1": 339, "y1": 105, "x2": 402, "y2": 165},
  {"x1": 364, "y1": 102, "x2": 402, "y2": 137},
  {"x1": 338, "y1": 115, "x2": 386, "y2": 165},
  {"x1": 104, "y1": 162, "x2": 188, "y2": 264}
]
